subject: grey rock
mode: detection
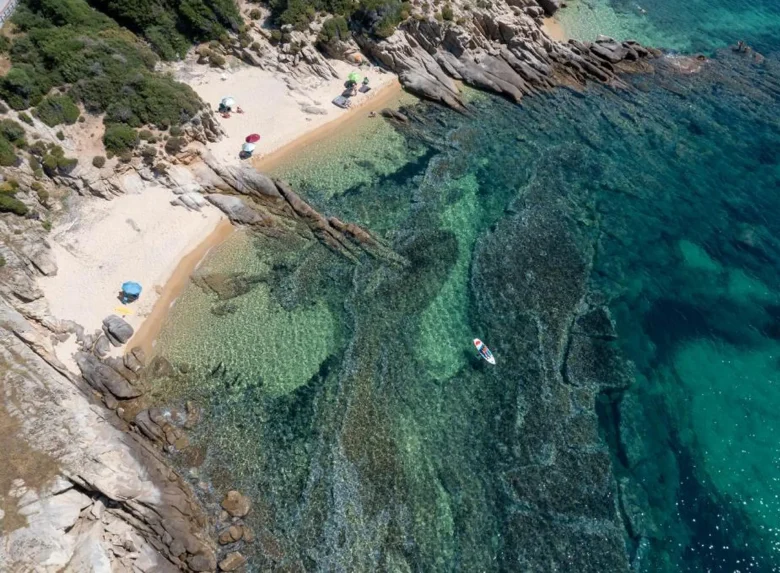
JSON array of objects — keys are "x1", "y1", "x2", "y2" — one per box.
[
  {"x1": 102, "y1": 315, "x2": 134, "y2": 347},
  {"x1": 75, "y1": 352, "x2": 143, "y2": 399},
  {"x1": 94, "y1": 335, "x2": 110, "y2": 358},
  {"x1": 206, "y1": 194, "x2": 267, "y2": 226}
]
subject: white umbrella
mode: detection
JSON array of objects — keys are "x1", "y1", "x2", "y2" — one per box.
[
  {"x1": 220, "y1": 96, "x2": 236, "y2": 109},
  {"x1": 241, "y1": 142, "x2": 256, "y2": 153}
]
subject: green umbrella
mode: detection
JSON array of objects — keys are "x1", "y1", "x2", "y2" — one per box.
[{"x1": 348, "y1": 71, "x2": 361, "y2": 83}]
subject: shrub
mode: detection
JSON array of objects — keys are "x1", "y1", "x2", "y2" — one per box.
[
  {"x1": 18, "y1": 113, "x2": 33, "y2": 126},
  {"x1": 139, "y1": 129, "x2": 154, "y2": 140},
  {"x1": 441, "y1": 3, "x2": 454, "y2": 19},
  {"x1": 36, "y1": 186, "x2": 50, "y2": 206},
  {"x1": 209, "y1": 53, "x2": 226, "y2": 67},
  {"x1": 118, "y1": 150, "x2": 133, "y2": 163},
  {"x1": 41, "y1": 154, "x2": 59, "y2": 176},
  {"x1": 0, "y1": 119, "x2": 25, "y2": 144},
  {"x1": 28, "y1": 141, "x2": 47, "y2": 157},
  {"x1": 250, "y1": 8, "x2": 262, "y2": 19},
  {"x1": 164, "y1": 136, "x2": 186, "y2": 155},
  {"x1": 140, "y1": 145, "x2": 157, "y2": 162},
  {"x1": 34, "y1": 95, "x2": 80, "y2": 127},
  {"x1": 317, "y1": 16, "x2": 350, "y2": 47},
  {"x1": 56, "y1": 130, "x2": 65, "y2": 140},
  {"x1": 251, "y1": 41, "x2": 262, "y2": 53},
  {"x1": 0, "y1": 137, "x2": 17, "y2": 166},
  {"x1": 270, "y1": 30, "x2": 283, "y2": 44},
  {"x1": 57, "y1": 156, "x2": 78, "y2": 175},
  {"x1": 169, "y1": 125, "x2": 183, "y2": 136},
  {"x1": 42, "y1": 219, "x2": 52, "y2": 231},
  {"x1": 103, "y1": 124, "x2": 138, "y2": 154},
  {"x1": 0, "y1": 254, "x2": 5, "y2": 267},
  {"x1": 0, "y1": 194, "x2": 28, "y2": 216},
  {"x1": 92, "y1": 155, "x2": 106, "y2": 168},
  {"x1": 153, "y1": 161, "x2": 168, "y2": 175}
]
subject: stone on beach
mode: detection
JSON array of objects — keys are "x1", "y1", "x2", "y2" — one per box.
[
  {"x1": 102, "y1": 314, "x2": 134, "y2": 346},
  {"x1": 219, "y1": 551, "x2": 247, "y2": 571}
]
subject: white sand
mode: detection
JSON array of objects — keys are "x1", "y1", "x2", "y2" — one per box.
[
  {"x1": 175, "y1": 59, "x2": 398, "y2": 165},
  {"x1": 39, "y1": 188, "x2": 224, "y2": 370}
]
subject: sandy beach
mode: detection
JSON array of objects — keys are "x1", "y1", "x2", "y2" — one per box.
[
  {"x1": 39, "y1": 188, "x2": 226, "y2": 370},
  {"x1": 36, "y1": 56, "x2": 403, "y2": 371},
  {"x1": 177, "y1": 58, "x2": 400, "y2": 166}
]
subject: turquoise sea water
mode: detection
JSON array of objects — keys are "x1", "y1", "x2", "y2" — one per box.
[{"x1": 152, "y1": 5, "x2": 780, "y2": 571}]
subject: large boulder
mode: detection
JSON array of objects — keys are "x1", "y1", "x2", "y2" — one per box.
[{"x1": 102, "y1": 315, "x2": 134, "y2": 347}]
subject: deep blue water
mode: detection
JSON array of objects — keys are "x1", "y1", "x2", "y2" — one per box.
[{"x1": 153, "y1": 4, "x2": 780, "y2": 571}]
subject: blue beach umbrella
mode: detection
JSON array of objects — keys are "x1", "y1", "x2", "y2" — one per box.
[{"x1": 121, "y1": 281, "x2": 142, "y2": 297}]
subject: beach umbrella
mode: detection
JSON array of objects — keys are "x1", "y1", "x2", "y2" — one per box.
[
  {"x1": 347, "y1": 71, "x2": 361, "y2": 83},
  {"x1": 121, "y1": 281, "x2": 142, "y2": 296},
  {"x1": 245, "y1": 134, "x2": 261, "y2": 143},
  {"x1": 220, "y1": 96, "x2": 236, "y2": 109},
  {"x1": 242, "y1": 142, "x2": 256, "y2": 153}
]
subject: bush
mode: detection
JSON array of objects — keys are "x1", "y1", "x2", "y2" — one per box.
[
  {"x1": 92, "y1": 155, "x2": 106, "y2": 168},
  {"x1": 36, "y1": 186, "x2": 50, "y2": 206},
  {"x1": 165, "y1": 136, "x2": 186, "y2": 155},
  {"x1": 139, "y1": 129, "x2": 154, "y2": 140},
  {"x1": 56, "y1": 130, "x2": 65, "y2": 140},
  {"x1": 18, "y1": 113, "x2": 33, "y2": 126},
  {"x1": 118, "y1": 150, "x2": 133, "y2": 163},
  {"x1": 441, "y1": 3, "x2": 454, "y2": 19},
  {"x1": 42, "y1": 219, "x2": 52, "y2": 231},
  {"x1": 251, "y1": 41, "x2": 262, "y2": 53},
  {"x1": 169, "y1": 125, "x2": 183, "y2": 136},
  {"x1": 28, "y1": 141, "x2": 47, "y2": 157},
  {"x1": 270, "y1": 30, "x2": 282, "y2": 44},
  {"x1": 0, "y1": 194, "x2": 28, "y2": 216},
  {"x1": 0, "y1": 119, "x2": 25, "y2": 144},
  {"x1": 0, "y1": 137, "x2": 17, "y2": 166},
  {"x1": 208, "y1": 53, "x2": 226, "y2": 67},
  {"x1": 153, "y1": 161, "x2": 168, "y2": 175},
  {"x1": 140, "y1": 145, "x2": 157, "y2": 162},
  {"x1": 41, "y1": 154, "x2": 59, "y2": 177},
  {"x1": 34, "y1": 95, "x2": 80, "y2": 127},
  {"x1": 317, "y1": 16, "x2": 350, "y2": 47},
  {"x1": 103, "y1": 124, "x2": 138, "y2": 154},
  {"x1": 0, "y1": 254, "x2": 5, "y2": 267},
  {"x1": 250, "y1": 8, "x2": 262, "y2": 19},
  {"x1": 57, "y1": 156, "x2": 78, "y2": 175}
]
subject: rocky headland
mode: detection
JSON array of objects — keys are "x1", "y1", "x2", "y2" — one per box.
[{"x1": 0, "y1": 0, "x2": 666, "y2": 569}]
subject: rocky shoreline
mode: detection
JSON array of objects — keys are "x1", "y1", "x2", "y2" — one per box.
[{"x1": 0, "y1": 0, "x2": 665, "y2": 569}]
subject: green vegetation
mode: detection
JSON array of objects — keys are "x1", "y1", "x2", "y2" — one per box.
[
  {"x1": 34, "y1": 94, "x2": 80, "y2": 127},
  {"x1": 18, "y1": 113, "x2": 33, "y2": 126},
  {"x1": 0, "y1": 254, "x2": 5, "y2": 267},
  {"x1": 441, "y1": 3, "x2": 454, "y2": 20},
  {"x1": 92, "y1": 155, "x2": 106, "y2": 168},
  {"x1": 165, "y1": 136, "x2": 186, "y2": 155},
  {"x1": 88, "y1": 0, "x2": 241, "y2": 60},
  {"x1": 103, "y1": 123, "x2": 138, "y2": 154},
  {"x1": 271, "y1": 0, "x2": 411, "y2": 38},
  {"x1": 317, "y1": 15, "x2": 350, "y2": 48},
  {"x1": 42, "y1": 219, "x2": 52, "y2": 231},
  {"x1": 0, "y1": 180, "x2": 27, "y2": 216},
  {"x1": 1, "y1": 0, "x2": 205, "y2": 142}
]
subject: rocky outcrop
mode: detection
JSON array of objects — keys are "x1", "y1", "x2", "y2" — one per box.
[
  {"x1": 358, "y1": 5, "x2": 659, "y2": 109},
  {"x1": 0, "y1": 300, "x2": 217, "y2": 572}
]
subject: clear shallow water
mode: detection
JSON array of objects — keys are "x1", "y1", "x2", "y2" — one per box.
[
  {"x1": 154, "y1": 20, "x2": 780, "y2": 573},
  {"x1": 557, "y1": 0, "x2": 780, "y2": 54}
]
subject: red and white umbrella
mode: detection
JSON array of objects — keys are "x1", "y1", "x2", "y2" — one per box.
[{"x1": 245, "y1": 134, "x2": 261, "y2": 143}]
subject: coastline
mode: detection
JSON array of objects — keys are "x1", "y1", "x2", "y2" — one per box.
[
  {"x1": 255, "y1": 78, "x2": 405, "y2": 172},
  {"x1": 127, "y1": 218, "x2": 234, "y2": 357}
]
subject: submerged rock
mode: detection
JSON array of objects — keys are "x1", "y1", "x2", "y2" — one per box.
[
  {"x1": 221, "y1": 491, "x2": 251, "y2": 517},
  {"x1": 218, "y1": 551, "x2": 247, "y2": 571}
]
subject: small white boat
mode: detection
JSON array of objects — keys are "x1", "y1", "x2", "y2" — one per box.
[{"x1": 473, "y1": 338, "x2": 496, "y2": 365}]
